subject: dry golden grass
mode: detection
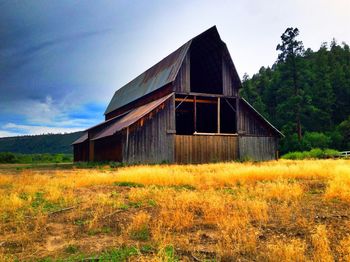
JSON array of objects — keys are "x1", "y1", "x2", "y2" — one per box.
[
  {"x1": 0, "y1": 159, "x2": 349, "y2": 261},
  {"x1": 311, "y1": 225, "x2": 333, "y2": 262},
  {"x1": 265, "y1": 238, "x2": 307, "y2": 262}
]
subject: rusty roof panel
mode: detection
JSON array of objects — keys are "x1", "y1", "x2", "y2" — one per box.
[
  {"x1": 104, "y1": 26, "x2": 229, "y2": 115},
  {"x1": 94, "y1": 93, "x2": 173, "y2": 140},
  {"x1": 71, "y1": 132, "x2": 88, "y2": 145},
  {"x1": 104, "y1": 41, "x2": 191, "y2": 115}
]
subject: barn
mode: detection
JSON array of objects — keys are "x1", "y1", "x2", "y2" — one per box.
[{"x1": 73, "y1": 26, "x2": 283, "y2": 163}]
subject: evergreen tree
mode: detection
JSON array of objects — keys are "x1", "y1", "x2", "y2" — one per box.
[
  {"x1": 276, "y1": 27, "x2": 305, "y2": 141},
  {"x1": 242, "y1": 27, "x2": 350, "y2": 153}
]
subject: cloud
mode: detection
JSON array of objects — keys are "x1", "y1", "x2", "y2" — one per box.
[
  {"x1": 0, "y1": 130, "x2": 22, "y2": 138},
  {"x1": 0, "y1": 96, "x2": 104, "y2": 137},
  {"x1": 2, "y1": 29, "x2": 112, "y2": 71},
  {"x1": 1, "y1": 0, "x2": 349, "y2": 139},
  {"x1": 0, "y1": 96, "x2": 104, "y2": 126},
  {"x1": 1, "y1": 123, "x2": 82, "y2": 137}
]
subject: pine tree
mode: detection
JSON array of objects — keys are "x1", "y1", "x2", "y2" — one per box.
[
  {"x1": 276, "y1": 27, "x2": 305, "y2": 141},
  {"x1": 241, "y1": 28, "x2": 350, "y2": 153}
]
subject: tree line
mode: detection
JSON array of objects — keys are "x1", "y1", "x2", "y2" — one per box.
[
  {"x1": 0, "y1": 132, "x2": 83, "y2": 154},
  {"x1": 241, "y1": 28, "x2": 350, "y2": 153}
]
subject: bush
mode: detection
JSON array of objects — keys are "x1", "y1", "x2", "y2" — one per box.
[
  {"x1": 301, "y1": 132, "x2": 331, "y2": 150},
  {"x1": 282, "y1": 148, "x2": 340, "y2": 160},
  {"x1": 282, "y1": 151, "x2": 306, "y2": 160},
  {"x1": 280, "y1": 132, "x2": 336, "y2": 154},
  {"x1": 0, "y1": 152, "x2": 17, "y2": 163},
  {"x1": 0, "y1": 153, "x2": 73, "y2": 164},
  {"x1": 323, "y1": 149, "x2": 340, "y2": 158},
  {"x1": 308, "y1": 148, "x2": 324, "y2": 158}
]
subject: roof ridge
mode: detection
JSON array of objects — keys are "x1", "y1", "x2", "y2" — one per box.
[{"x1": 104, "y1": 26, "x2": 220, "y2": 115}]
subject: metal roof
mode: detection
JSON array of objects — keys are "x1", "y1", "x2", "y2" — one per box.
[
  {"x1": 71, "y1": 132, "x2": 88, "y2": 145},
  {"x1": 104, "y1": 41, "x2": 191, "y2": 115},
  {"x1": 93, "y1": 93, "x2": 173, "y2": 140},
  {"x1": 104, "y1": 26, "x2": 239, "y2": 115}
]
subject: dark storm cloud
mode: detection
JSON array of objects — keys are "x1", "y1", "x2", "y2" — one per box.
[
  {"x1": 1, "y1": 0, "x2": 347, "y2": 137},
  {"x1": 2, "y1": 29, "x2": 111, "y2": 71},
  {"x1": 0, "y1": 0, "x2": 163, "y2": 136}
]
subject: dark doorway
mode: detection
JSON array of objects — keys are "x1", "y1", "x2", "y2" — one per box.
[
  {"x1": 220, "y1": 98, "x2": 237, "y2": 133},
  {"x1": 196, "y1": 97, "x2": 218, "y2": 133},
  {"x1": 175, "y1": 98, "x2": 194, "y2": 135},
  {"x1": 190, "y1": 38, "x2": 223, "y2": 94}
]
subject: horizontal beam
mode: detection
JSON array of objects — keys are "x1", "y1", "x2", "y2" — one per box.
[
  {"x1": 193, "y1": 132, "x2": 238, "y2": 136},
  {"x1": 175, "y1": 98, "x2": 217, "y2": 104},
  {"x1": 176, "y1": 92, "x2": 238, "y2": 99}
]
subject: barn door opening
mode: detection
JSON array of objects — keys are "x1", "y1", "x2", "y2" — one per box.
[
  {"x1": 175, "y1": 96, "x2": 194, "y2": 135},
  {"x1": 195, "y1": 96, "x2": 217, "y2": 133},
  {"x1": 175, "y1": 95, "x2": 237, "y2": 135},
  {"x1": 190, "y1": 37, "x2": 223, "y2": 94},
  {"x1": 220, "y1": 98, "x2": 237, "y2": 133}
]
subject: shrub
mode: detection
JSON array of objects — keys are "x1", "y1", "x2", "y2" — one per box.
[
  {"x1": 0, "y1": 153, "x2": 73, "y2": 164},
  {"x1": 282, "y1": 148, "x2": 340, "y2": 160},
  {"x1": 309, "y1": 148, "x2": 324, "y2": 158},
  {"x1": 302, "y1": 132, "x2": 331, "y2": 150},
  {"x1": 0, "y1": 152, "x2": 17, "y2": 163},
  {"x1": 323, "y1": 149, "x2": 340, "y2": 158},
  {"x1": 281, "y1": 151, "x2": 306, "y2": 160}
]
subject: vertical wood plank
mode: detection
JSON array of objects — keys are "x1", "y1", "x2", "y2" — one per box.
[
  {"x1": 236, "y1": 97, "x2": 240, "y2": 133},
  {"x1": 194, "y1": 96, "x2": 197, "y2": 132},
  {"x1": 174, "y1": 135, "x2": 239, "y2": 163},
  {"x1": 217, "y1": 97, "x2": 221, "y2": 133}
]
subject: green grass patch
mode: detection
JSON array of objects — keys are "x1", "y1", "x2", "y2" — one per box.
[
  {"x1": 88, "y1": 226, "x2": 112, "y2": 236},
  {"x1": 128, "y1": 201, "x2": 142, "y2": 208},
  {"x1": 147, "y1": 199, "x2": 157, "y2": 207},
  {"x1": 73, "y1": 219, "x2": 88, "y2": 227},
  {"x1": 164, "y1": 245, "x2": 179, "y2": 262},
  {"x1": 97, "y1": 246, "x2": 139, "y2": 261},
  {"x1": 170, "y1": 184, "x2": 196, "y2": 191},
  {"x1": 119, "y1": 203, "x2": 130, "y2": 210},
  {"x1": 30, "y1": 191, "x2": 64, "y2": 213},
  {"x1": 130, "y1": 225, "x2": 150, "y2": 241},
  {"x1": 140, "y1": 244, "x2": 155, "y2": 254},
  {"x1": 152, "y1": 184, "x2": 196, "y2": 191},
  {"x1": 65, "y1": 244, "x2": 79, "y2": 254},
  {"x1": 113, "y1": 181, "x2": 144, "y2": 188}
]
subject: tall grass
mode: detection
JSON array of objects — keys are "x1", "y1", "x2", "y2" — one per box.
[{"x1": 0, "y1": 159, "x2": 349, "y2": 261}]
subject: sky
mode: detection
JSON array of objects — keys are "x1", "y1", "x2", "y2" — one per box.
[{"x1": 0, "y1": 0, "x2": 349, "y2": 137}]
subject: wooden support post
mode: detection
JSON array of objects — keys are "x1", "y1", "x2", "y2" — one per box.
[
  {"x1": 126, "y1": 127, "x2": 129, "y2": 159},
  {"x1": 217, "y1": 97, "x2": 220, "y2": 133},
  {"x1": 236, "y1": 97, "x2": 241, "y2": 160},
  {"x1": 89, "y1": 140, "x2": 94, "y2": 162},
  {"x1": 236, "y1": 97, "x2": 240, "y2": 133},
  {"x1": 194, "y1": 96, "x2": 197, "y2": 132}
]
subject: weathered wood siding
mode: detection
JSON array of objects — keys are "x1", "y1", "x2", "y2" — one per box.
[
  {"x1": 73, "y1": 141, "x2": 89, "y2": 162},
  {"x1": 238, "y1": 100, "x2": 275, "y2": 136},
  {"x1": 122, "y1": 95, "x2": 175, "y2": 163},
  {"x1": 93, "y1": 135, "x2": 122, "y2": 162},
  {"x1": 239, "y1": 136, "x2": 277, "y2": 161},
  {"x1": 222, "y1": 56, "x2": 238, "y2": 97},
  {"x1": 173, "y1": 52, "x2": 190, "y2": 93},
  {"x1": 175, "y1": 135, "x2": 238, "y2": 163}
]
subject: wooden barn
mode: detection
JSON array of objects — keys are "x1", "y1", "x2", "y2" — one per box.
[{"x1": 73, "y1": 26, "x2": 283, "y2": 163}]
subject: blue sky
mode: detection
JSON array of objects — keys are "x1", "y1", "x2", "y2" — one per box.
[{"x1": 0, "y1": 0, "x2": 349, "y2": 137}]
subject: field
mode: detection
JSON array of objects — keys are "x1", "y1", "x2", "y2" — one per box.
[{"x1": 0, "y1": 160, "x2": 350, "y2": 261}]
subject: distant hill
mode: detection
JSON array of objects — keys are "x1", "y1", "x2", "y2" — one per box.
[{"x1": 0, "y1": 132, "x2": 83, "y2": 154}]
